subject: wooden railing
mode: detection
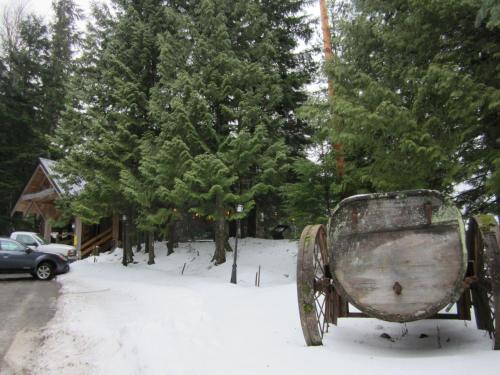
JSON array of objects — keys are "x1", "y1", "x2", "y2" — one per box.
[{"x1": 81, "y1": 228, "x2": 113, "y2": 258}]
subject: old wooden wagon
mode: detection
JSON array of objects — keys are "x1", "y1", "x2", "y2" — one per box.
[{"x1": 297, "y1": 190, "x2": 499, "y2": 349}]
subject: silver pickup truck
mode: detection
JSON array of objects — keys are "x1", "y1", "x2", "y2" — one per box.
[{"x1": 10, "y1": 231, "x2": 77, "y2": 262}]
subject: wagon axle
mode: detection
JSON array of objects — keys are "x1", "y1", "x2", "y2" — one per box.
[{"x1": 313, "y1": 277, "x2": 333, "y2": 294}]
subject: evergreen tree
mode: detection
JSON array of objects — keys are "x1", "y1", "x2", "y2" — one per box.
[
  {"x1": 46, "y1": 0, "x2": 81, "y2": 136},
  {"x1": 283, "y1": 97, "x2": 340, "y2": 229},
  {"x1": 326, "y1": 0, "x2": 500, "y2": 216},
  {"x1": 53, "y1": 0, "x2": 314, "y2": 265},
  {"x1": 174, "y1": 153, "x2": 238, "y2": 264},
  {"x1": 476, "y1": 0, "x2": 500, "y2": 28},
  {"x1": 121, "y1": 135, "x2": 193, "y2": 263},
  {"x1": 0, "y1": 1, "x2": 80, "y2": 234},
  {"x1": 152, "y1": 0, "x2": 314, "y2": 264},
  {"x1": 0, "y1": 9, "x2": 51, "y2": 233},
  {"x1": 53, "y1": 0, "x2": 170, "y2": 264},
  {"x1": 476, "y1": 0, "x2": 500, "y2": 210}
]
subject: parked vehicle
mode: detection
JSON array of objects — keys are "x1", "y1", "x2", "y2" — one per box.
[
  {"x1": 0, "y1": 238, "x2": 69, "y2": 280},
  {"x1": 10, "y1": 231, "x2": 77, "y2": 261}
]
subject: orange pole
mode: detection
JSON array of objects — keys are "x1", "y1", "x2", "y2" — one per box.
[
  {"x1": 319, "y1": 0, "x2": 344, "y2": 178},
  {"x1": 319, "y1": 0, "x2": 334, "y2": 98}
]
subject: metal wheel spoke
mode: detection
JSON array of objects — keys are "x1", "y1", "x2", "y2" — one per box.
[
  {"x1": 314, "y1": 294, "x2": 327, "y2": 337},
  {"x1": 314, "y1": 294, "x2": 326, "y2": 315}
]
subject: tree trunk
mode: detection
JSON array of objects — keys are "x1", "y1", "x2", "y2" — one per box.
[
  {"x1": 145, "y1": 232, "x2": 151, "y2": 253},
  {"x1": 225, "y1": 221, "x2": 232, "y2": 252},
  {"x1": 124, "y1": 209, "x2": 134, "y2": 264},
  {"x1": 166, "y1": 220, "x2": 176, "y2": 256},
  {"x1": 147, "y1": 231, "x2": 155, "y2": 265},
  {"x1": 137, "y1": 231, "x2": 143, "y2": 253},
  {"x1": 212, "y1": 193, "x2": 226, "y2": 265}
]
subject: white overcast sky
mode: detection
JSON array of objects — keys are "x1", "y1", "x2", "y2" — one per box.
[
  {"x1": 0, "y1": 0, "x2": 94, "y2": 21},
  {"x1": 0, "y1": 0, "x2": 325, "y2": 90},
  {"x1": 0, "y1": 0, "x2": 321, "y2": 26}
]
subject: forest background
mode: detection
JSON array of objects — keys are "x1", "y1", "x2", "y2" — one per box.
[{"x1": 0, "y1": 0, "x2": 498, "y2": 265}]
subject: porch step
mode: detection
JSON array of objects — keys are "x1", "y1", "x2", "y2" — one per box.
[{"x1": 81, "y1": 228, "x2": 113, "y2": 258}]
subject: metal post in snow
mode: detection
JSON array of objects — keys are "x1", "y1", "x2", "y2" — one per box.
[
  {"x1": 230, "y1": 204, "x2": 244, "y2": 284},
  {"x1": 122, "y1": 214, "x2": 128, "y2": 266}
]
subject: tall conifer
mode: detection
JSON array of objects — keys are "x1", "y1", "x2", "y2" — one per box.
[
  {"x1": 152, "y1": 0, "x2": 314, "y2": 263},
  {"x1": 53, "y1": 0, "x2": 169, "y2": 264},
  {"x1": 0, "y1": 10, "x2": 51, "y2": 232},
  {"x1": 326, "y1": 0, "x2": 500, "y2": 215}
]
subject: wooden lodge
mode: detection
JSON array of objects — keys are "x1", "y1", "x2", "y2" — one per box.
[{"x1": 11, "y1": 158, "x2": 119, "y2": 258}]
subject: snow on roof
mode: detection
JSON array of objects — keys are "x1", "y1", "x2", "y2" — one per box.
[{"x1": 39, "y1": 157, "x2": 85, "y2": 196}]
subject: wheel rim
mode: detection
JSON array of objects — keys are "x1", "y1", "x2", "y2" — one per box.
[
  {"x1": 469, "y1": 217, "x2": 497, "y2": 338},
  {"x1": 297, "y1": 224, "x2": 333, "y2": 346},
  {"x1": 37, "y1": 264, "x2": 51, "y2": 280}
]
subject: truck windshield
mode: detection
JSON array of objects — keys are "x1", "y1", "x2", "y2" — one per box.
[{"x1": 33, "y1": 234, "x2": 48, "y2": 245}]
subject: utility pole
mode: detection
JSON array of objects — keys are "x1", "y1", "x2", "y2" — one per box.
[
  {"x1": 319, "y1": 0, "x2": 334, "y2": 98},
  {"x1": 319, "y1": 0, "x2": 345, "y2": 179}
]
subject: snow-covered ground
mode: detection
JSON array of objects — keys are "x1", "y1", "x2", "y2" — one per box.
[{"x1": 20, "y1": 239, "x2": 499, "y2": 374}]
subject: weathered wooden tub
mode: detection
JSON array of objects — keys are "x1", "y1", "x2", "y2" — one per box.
[{"x1": 297, "y1": 190, "x2": 499, "y2": 349}]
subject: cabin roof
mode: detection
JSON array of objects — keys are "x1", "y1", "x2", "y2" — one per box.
[
  {"x1": 11, "y1": 158, "x2": 84, "y2": 218},
  {"x1": 39, "y1": 157, "x2": 85, "y2": 195}
]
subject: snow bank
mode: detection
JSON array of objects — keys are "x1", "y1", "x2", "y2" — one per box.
[{"x1": 33, "y1": 238, "x2": 498, "y2": 375}]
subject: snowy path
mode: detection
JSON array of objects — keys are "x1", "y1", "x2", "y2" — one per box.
[{"x1": 31, "y1": 239, "x2": 498, "y2": 375}]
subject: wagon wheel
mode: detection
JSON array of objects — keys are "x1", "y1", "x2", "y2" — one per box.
[
  {"x1": 297, "y1": 224, "x2": 335, "y2": 346},
  {"x1": 468, "y1": 216, "x2": 500, "y2": 350}
]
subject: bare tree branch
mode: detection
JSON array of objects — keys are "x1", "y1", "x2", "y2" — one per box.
[{"x1": 1, "y1": 0, "x2": 29, "y2": 54}]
